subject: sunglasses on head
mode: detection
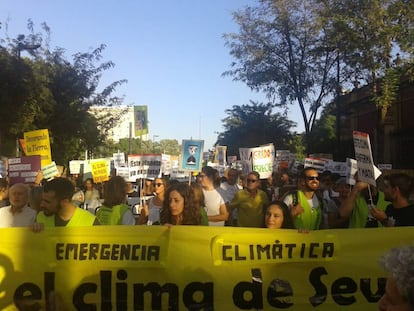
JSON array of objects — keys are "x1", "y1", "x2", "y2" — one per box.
[{"x1": 305, "y1": 176, "x2": 319, "y2": 181}]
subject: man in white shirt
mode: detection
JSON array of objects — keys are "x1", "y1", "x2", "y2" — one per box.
[
  {"x1": 0, "y1": 183, "x2": 36, "y2": 227},
  {"x1": 218, "y1": 168, "x2": 242, "y2": 226}
]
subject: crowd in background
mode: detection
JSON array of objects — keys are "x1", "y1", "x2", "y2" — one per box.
[{"x1": 0, "y1": 164, "x2": 413, "y2": 230}]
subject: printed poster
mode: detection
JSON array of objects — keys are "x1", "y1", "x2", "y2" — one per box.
[
  {"x1": 8, "y1": 156, "x2": 41, "y2": 184},
  {"x1": 134, "y1": 106, "x2": 148, "y2": 136},
  {"x1": 180, "y1": 140, "x2": 204, "y2": 171}
]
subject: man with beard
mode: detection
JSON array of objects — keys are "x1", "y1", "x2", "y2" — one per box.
[
  {"x1": 283, "y1": 167, "x2": 323, "y2": 230},
  {"x1": 370, "y1": 173, "x2": 414, "y2": 227},
  {"x1": 35, "y1": 177, "x2": 99, "y2": 229}
]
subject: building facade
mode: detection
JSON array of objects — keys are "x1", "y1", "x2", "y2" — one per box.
[{"x1": 338, "y1": 78, "x2": 414, "y2": 169}]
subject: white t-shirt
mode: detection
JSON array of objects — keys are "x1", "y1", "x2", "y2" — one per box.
[
  {"x1": 202, "y1": 189, "x2": 225, "y2": 226},
  {"x1": 0, "y1": 205, "x2": 37, "y2": 228},
  {"x1": 121, "y1": 209, "x2": 136, "y2": 225},
  {"x1": 147, "y1": 197, "x2": 162, "y2": 225},
  {"x1": 218, "y1": 182, "x2": 242, "y2": 203}
]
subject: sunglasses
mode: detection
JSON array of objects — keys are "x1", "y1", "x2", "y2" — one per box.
[
  {"x1": 154, "y1": 183, "x2": 163, "y2": 187},
  {"x1": 247, "y1": 179, "x2": 258, "y2": 183},
  {"x1": 306, "y1": 176, "x2": 320, "y2": 181}
]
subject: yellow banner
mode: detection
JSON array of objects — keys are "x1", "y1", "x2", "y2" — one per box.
[
  {"x1": 23, "y1": 129, "x2": 52, "y2": 167},
  {"x1": 0, "y1": 226, "x2": 413, "y2": 310}
]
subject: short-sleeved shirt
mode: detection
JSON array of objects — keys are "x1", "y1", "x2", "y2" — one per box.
[
  {"x1": 203, "y1": 189, "x2": 226, "y2": 226},
  {"x1": 385, "y1": 204, "x2": 414, "y2": 226},
  {"x1": 230, "y1": 189, "x2": 269, "y2": 228}
]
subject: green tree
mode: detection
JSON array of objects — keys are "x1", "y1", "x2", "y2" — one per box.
[
  {"x1": 216, "y1": 101, "x2": 295, "y2": 157},
  {"x1": 0, "y1": 20, "x2": 127, "y2": 165},
  {"x1": 318, "y1": 0, "x2": 414, "y2": 161},
  {"x1": 223, "y1": 0, "x2": 339, "y2": 135},
  {"x1": 305, "y1": 112, "x2": 336, "y2": 155},
  {"x1": 156, "y1": 139, "x2": 180, "y2": 155},
  {"x1": 102, "y1": 138, "x2": 181, "y2": 156}
]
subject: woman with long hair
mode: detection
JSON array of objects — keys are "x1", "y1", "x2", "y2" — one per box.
[
  {"x1": 264, "y1": 200, "x2": 294, "y2": 229},
  {"x1": 160, "y1": 182, "x2": 201, "y2": 225}
]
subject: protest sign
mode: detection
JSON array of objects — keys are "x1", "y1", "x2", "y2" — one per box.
[
  {"x1": 128, "y1": 154, "x2": 162, "y2": 180},
  {"x1": 24, "y1": 129, "x2": 52, "y2": 167},
  {"x1": 304, "y1": 157, "x2": 328, "y2": 172},
  {"x1": 69, "y1": 160, "x2": 84, "y2": 175},
  {"x1": 180, "y1": 140, "x2": 204, "y2": 172},
  {"x1": 239, "y1": 144, "x2": 275, "y2": 179},
  {"x1": 0, "y1": 159, "x2": 6, "y2": 178},
  {"x1": 324, "y1": 160, "x2": 347, "y2": 176},
  {"x1": 353, "y1": 131, "x2": 377, "y2": 186},
  {"x1": 346, "y1": 158, "x2": 358, "y2": 185},
  {"x1": 41, "y1": 161, "x2": 60, "y2": 180},
  {"x1": 113, "y1": 152, "x2": 126, "y2": 168},
  {"x1": 8, "y1": 156, "x2": 41, "y2": 184},
  {"x1": 214, "y1": 145, "x2": 227, "y2": 166},
  {"x1": 91, "y1": 159, "x2": 110, "y2": 183}
]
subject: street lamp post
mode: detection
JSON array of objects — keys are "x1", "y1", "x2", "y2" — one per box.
[{"x1": 152, "y1": 135, "x2": 159, "y2": 153}]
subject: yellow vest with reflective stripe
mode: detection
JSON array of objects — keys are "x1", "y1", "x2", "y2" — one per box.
[{"x1": 36, "y1": 208, "x2": 96, "y2": 227}]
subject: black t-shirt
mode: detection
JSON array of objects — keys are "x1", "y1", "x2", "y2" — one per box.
[{"x1": 385, "y1": 204, "x2": 414, "y2": 226}]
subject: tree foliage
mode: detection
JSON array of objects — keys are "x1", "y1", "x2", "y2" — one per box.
[
  {"x1": 101, "y1": 138, "x2": 181, "y2": 158},
  {"x1": 318, "y1": 0, "x2": 414, "y2": 122},
  {"x1": 216, "y1": 101, "x2": 295, "y2": 156},
  {"x1": 224, "y1": 0, "x2": 414, "y2": 160},
  {"x1": 223, "y1": 0, "x2": 339, "y2": 134},
  {"x1": 0, "y1": 20, "x2": 127, "y2": 165}
]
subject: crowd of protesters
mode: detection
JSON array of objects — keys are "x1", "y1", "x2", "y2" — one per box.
[{"x1": 0, "y1": 164, "x2": 413, "y2": 230}]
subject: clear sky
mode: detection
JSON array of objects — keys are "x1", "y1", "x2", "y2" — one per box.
[{"x1": 1, "y1": 0, "x2": 302, "y2": 150}]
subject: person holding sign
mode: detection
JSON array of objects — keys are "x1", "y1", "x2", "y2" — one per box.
[
  {"x1": 283, "y1": 167, "x2": 323, "y2": 230},
  {"x1": 137, "y1": 177, "x2": 169, "y2": 225},
  {"x1": 370, "y1": 173, "x2": 414, "y2": 227},
  {"x1": 338, "y1": 176, "x2": 390, "y2": 228}
]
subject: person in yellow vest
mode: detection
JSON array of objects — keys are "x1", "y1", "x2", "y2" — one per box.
[
  {"x1": 96, "y1": 176, "x2": 135, "y2": 225},
  {"x1": 283, "y1": 167, "x2": 323, "y2": 230},
  {"x1": 35, "y1": 177, "x2": 99, "y2": 229},
  {"x1": 338, "y1": 178, "x2": 390, "y2": 228}
]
